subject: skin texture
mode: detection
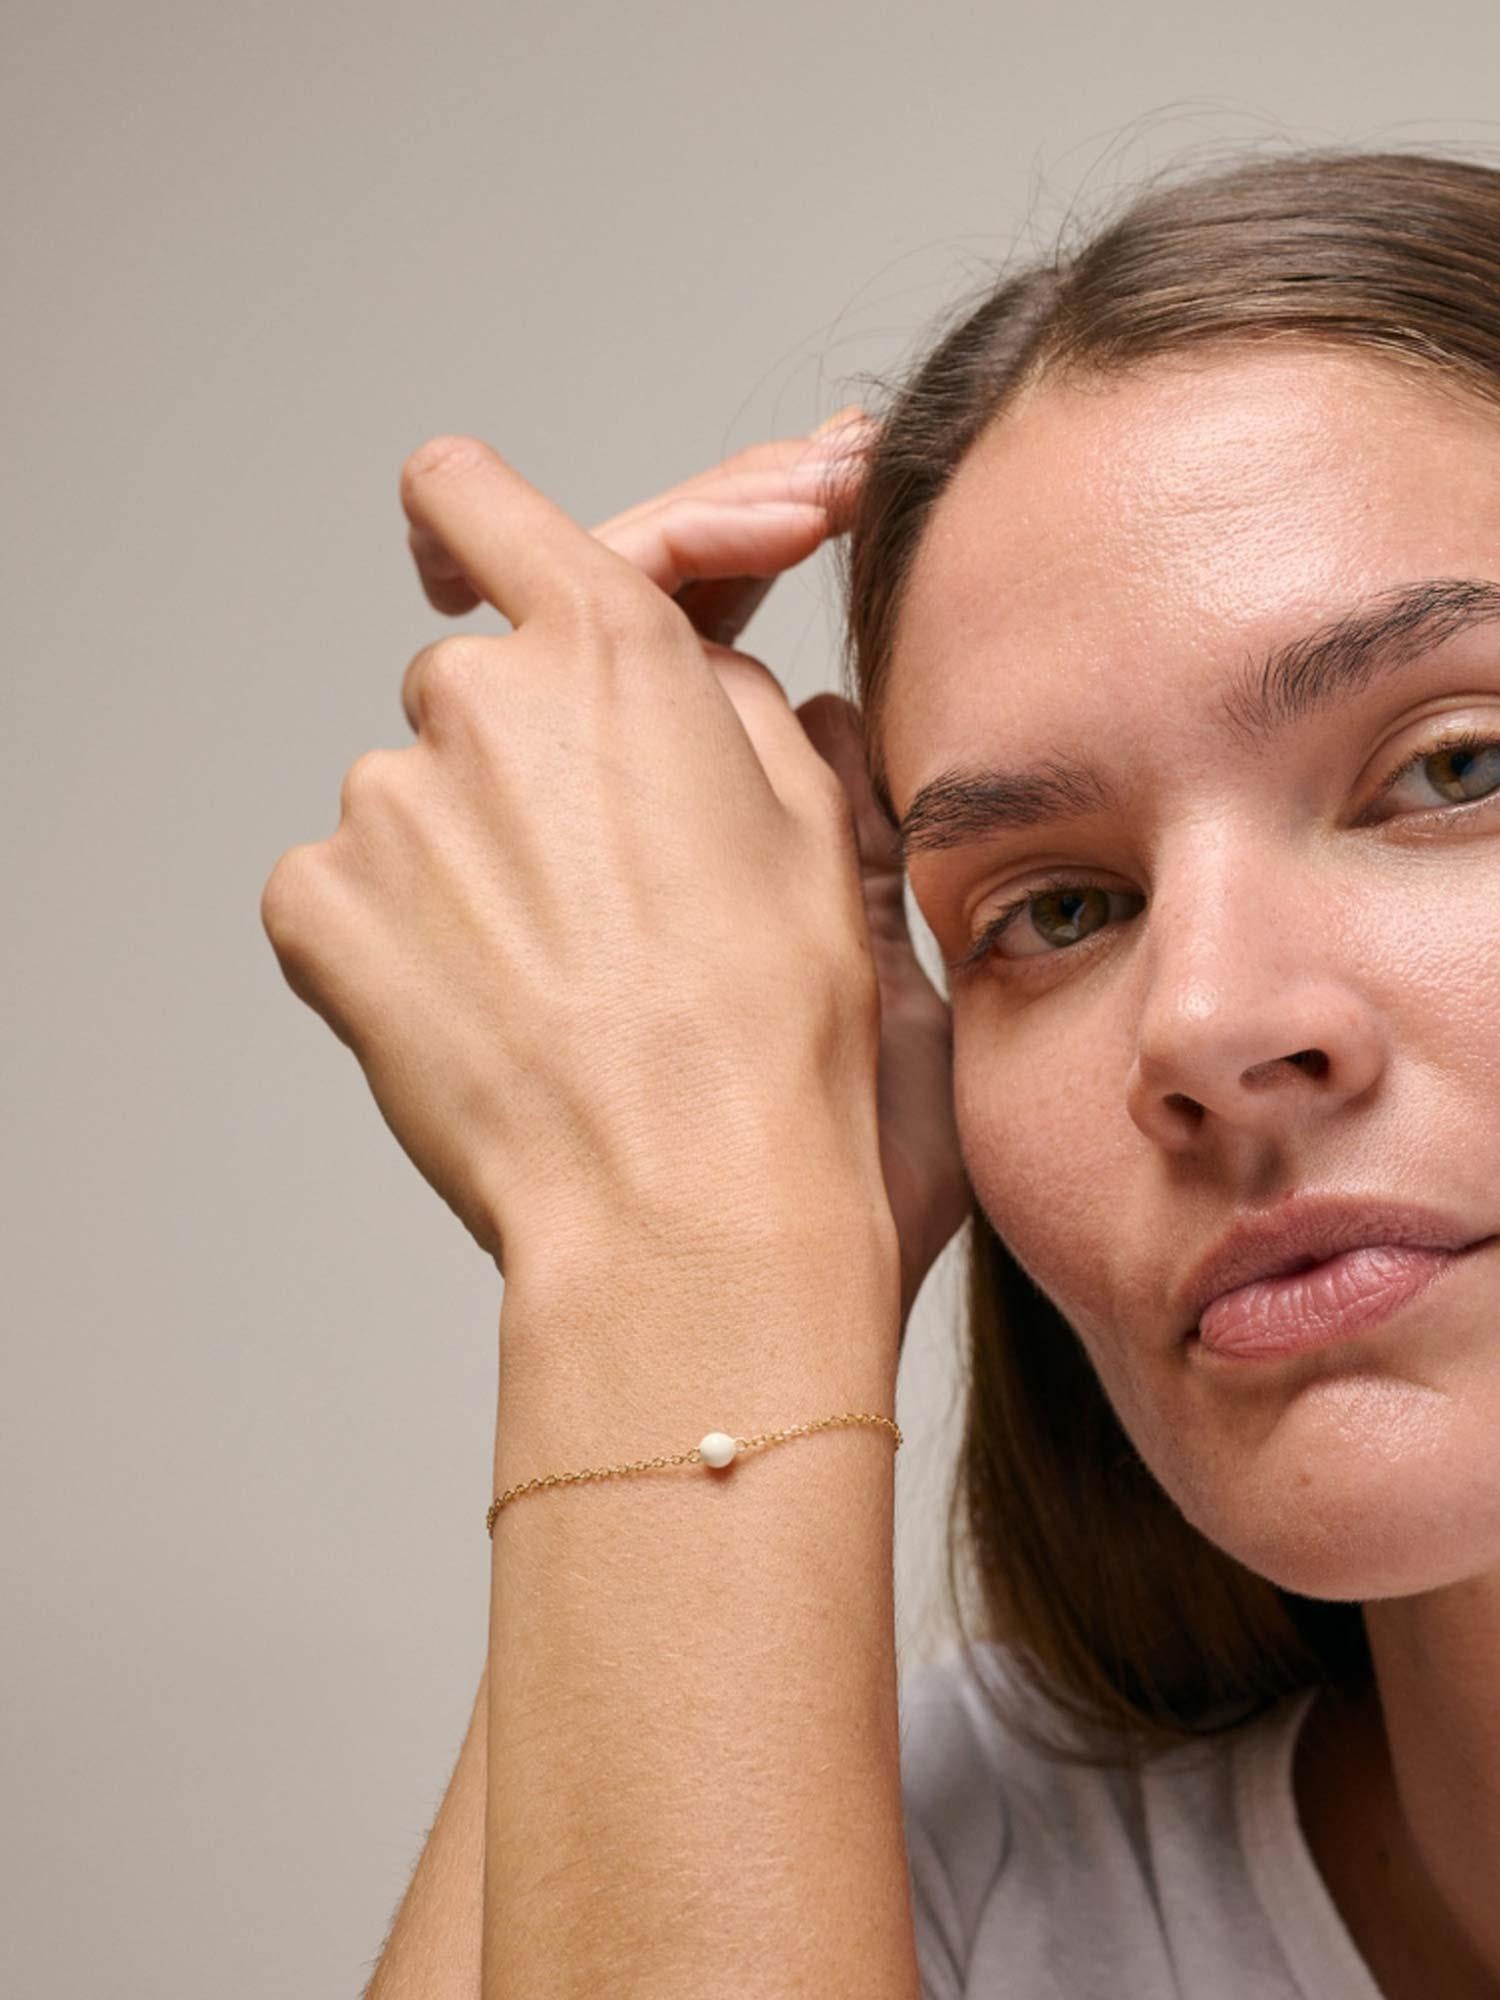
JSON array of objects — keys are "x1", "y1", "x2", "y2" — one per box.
[
  {"x1": 396, "y1": 411, "x2": 967, "y2": 1320},
  {"x1": 879, "y1": 346, "x2": 1500, "y2": 1992},
  {"x1": 344, "y1": 418, "x2": 964, "y2": 2000}
]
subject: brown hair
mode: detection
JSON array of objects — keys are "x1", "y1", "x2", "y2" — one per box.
[{"x1": 832, "y1": 143, "x2": 1500, "y2": 1765}]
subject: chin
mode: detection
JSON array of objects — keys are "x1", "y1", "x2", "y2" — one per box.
[{"x1": 1153, "y1": 1368, "x2": 1500, "y2": 1603}]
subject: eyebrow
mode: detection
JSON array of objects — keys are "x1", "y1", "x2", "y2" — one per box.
[{"x1": 895, "y1": 575, "x2": 1500, "y2": 866}]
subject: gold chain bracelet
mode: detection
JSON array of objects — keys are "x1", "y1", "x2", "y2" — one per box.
[{"x1": 486, "y1": 1409, "x2": 902, "y2": 1537}]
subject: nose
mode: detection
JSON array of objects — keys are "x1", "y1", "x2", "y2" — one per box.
[{"x1": 1123, "y1": 826, "x2": 1388, "y2": 1153}]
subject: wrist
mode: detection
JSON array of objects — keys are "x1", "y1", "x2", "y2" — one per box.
[
  {"x1": 508, "y1": 1186, "x2": 899, "y2": 1317},
  {"x1": 495, "y1": 1179, "x2": 902, "y2": 1433},
  {"x1": 494, "y1": 1115, "x2": 899, "y2": 1293}
]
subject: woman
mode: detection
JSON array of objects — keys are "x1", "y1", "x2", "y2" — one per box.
[{"x1": 262, "y1": 146, "x2": 1500, "y2": 1997}]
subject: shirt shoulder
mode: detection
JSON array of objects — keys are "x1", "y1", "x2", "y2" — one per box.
[
  {"x1": 896, "y1": 1640, "x2": 1328, "y2": 2000},
  {"x1": 899, "y1": 1641, "x2": 1153, "y2": 1998}
]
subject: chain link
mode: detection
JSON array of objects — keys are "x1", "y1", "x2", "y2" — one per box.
[{"x1": 486, "y1": 1410, "x2": 901, "y2": 1537}]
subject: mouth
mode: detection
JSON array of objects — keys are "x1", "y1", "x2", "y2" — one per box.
[
  {"x1": 1188, "y1": 1235, "x2": 1497, "y2": 1361},
  {"x1": 1176, "y1": 1195, "x2": 1496, "y2": 1352}
]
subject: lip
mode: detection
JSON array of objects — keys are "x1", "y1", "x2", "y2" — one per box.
[{"x1": 1176, "y1": 1194, "x2": 1492, "y2": 1343}]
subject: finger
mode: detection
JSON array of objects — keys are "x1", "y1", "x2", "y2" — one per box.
[
  {"x1": 408, "y1": 466, "x2": 843, "y2": 621},
  {"x1": 599, "y1": 449, "x2": 871, "y2": 647},
  {"x1": 597, "y1": 496, "x2": 830, "y2": 604},
  {"x1": 670, "y1": 573, "x2": 777, "y2": 649},
  {"x1": 399, "y1": 433, "x2": 648, "y2": 628},
  {"x1": 702, "y1": 643, "x2": 847, "y2": 819},
  {"x1": 685, "y1": 405, "x2": 874, "y2": 495},
  {"x1": 408, "y1": 518, "x2": 482, "y2": 615},
  {"x1": 405, "y1": 418, "x2": 877, "y2": 619},
  {"x1": 686, "y1": 403, "x2": 868, "y2": 488},
  {"x1": 594, "y1": 423, "x2": 874, "y2": 545},
  {"x1": 794, "y1": 694, "x2": 910, "y2": 931}
]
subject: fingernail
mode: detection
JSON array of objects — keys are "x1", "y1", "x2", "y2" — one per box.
[{"x1": 811, "y1": 404, "x2": 871, "y2": 439}]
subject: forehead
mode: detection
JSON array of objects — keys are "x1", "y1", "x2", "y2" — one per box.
[{"x1": 880, "y1": 346, "x2": 1500, "y2": 815}]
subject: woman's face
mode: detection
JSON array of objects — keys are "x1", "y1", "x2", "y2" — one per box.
[{"x1": 880, "y1": 346, "x2": 1500, "y2": 1602}]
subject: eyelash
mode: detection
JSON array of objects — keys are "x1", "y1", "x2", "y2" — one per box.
[{"x1": 954, "y1": 726, "x2": 1500, "y2": 979}]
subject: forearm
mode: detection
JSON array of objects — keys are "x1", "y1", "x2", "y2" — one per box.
[
  {"x1": 481, "y1": 1199, "x2": 920, "y2": 2000},
  {"x1": 364, "y1": 1664, "x2": 487, "y2": 1999},
  {"x1": 364, "y1": 1314, "x2": 918, "y2": 2000}
]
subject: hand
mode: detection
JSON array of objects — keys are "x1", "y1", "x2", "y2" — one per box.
[
  {"x1": 260, "y1": 434, "x2": 898, "y2": 1293},
  {"x1": 407, "y1": 414, "x2": 970, "y2": 1329},
  {"x1": 794, "y1": 693, "x2": 969, "y2": 1330}
]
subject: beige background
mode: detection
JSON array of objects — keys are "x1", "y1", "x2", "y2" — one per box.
[{"x1": 5, "y1": 1, "x2": 1499, "y2": 1991}]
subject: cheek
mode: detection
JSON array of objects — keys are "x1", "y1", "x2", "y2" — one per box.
[
  {"x1": 1379, "y1": 869, "x2": 1500, "y2": 1095},
  {"x1": 947, "y1": 859, "x2": 1500, "y2": 1590},
  {"x1": 951, "y1": 1012, "x2": 1131, "y2": 1319},
  {"x1": 951, "y1": 1009, "x2": 1173, "y2": 1445}
]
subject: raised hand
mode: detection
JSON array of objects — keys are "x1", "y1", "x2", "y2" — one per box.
[
  {"x1": 260, "y1": 435, "x2": 899, "y2": 1305},
  {"x1": 404, "y1": 414, "x2": 970, "y2": 1327}
]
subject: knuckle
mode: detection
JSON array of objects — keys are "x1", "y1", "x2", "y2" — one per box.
[
  {"x1": 714, "y1": 646, "x2": 781, "y2": 699},
  {"x1": 640, "y1": 582, "x2": 691, "y2": 646},
  {"x1": 399, "y1": 432, "x2": 492, "y2": 503},
  {"x1": 260, "y1": 842, "x2": 325, "y2": 948},
  {"x1": 560, "y1": 573, "x2": 683, "y2": 653},
  {"x1": 339, "y1": 745, "x2": 403, "y2": 820},
  {"x1": 545, "y1": 575, "x2": 611, "y2": 637},
  {"x1": 415, "y1": 635, "x2": 484, "y2": 722}
]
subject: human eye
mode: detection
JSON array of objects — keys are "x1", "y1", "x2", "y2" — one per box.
[
  {"x1": 1365, "y1": 726, "x2": 1500, "y2": 824},
  {"x1": 950, "y1": 873, "x2": 1145, "y2": 980},
  {"x1": 952, "y1": 729, "x2": 1500, "y2": 984}
]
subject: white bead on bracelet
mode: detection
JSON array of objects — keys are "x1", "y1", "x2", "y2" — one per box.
[{"x1": 485, "y1": 1408, "x2": 902, "y2": 1536}]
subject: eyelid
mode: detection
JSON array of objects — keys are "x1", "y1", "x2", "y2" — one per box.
[
  {"x1": 949, "y1": 873, "x2": 1133, "y2": 977},
  {"x1": 956, "y1": 720, "x2": 1500, "y2": 979},
  {"x1": 1360, "y1": 719, "x2": 1500, "y2": 819}
]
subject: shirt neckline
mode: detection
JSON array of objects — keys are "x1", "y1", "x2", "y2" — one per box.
[{"x1": 1233, "y1": 1685, "x2": 1388, "y2": 2000}]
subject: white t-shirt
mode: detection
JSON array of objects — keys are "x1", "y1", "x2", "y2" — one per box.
[{"x1": 898, "y1": 1640, "x2": 1385, "y2": 1999}]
